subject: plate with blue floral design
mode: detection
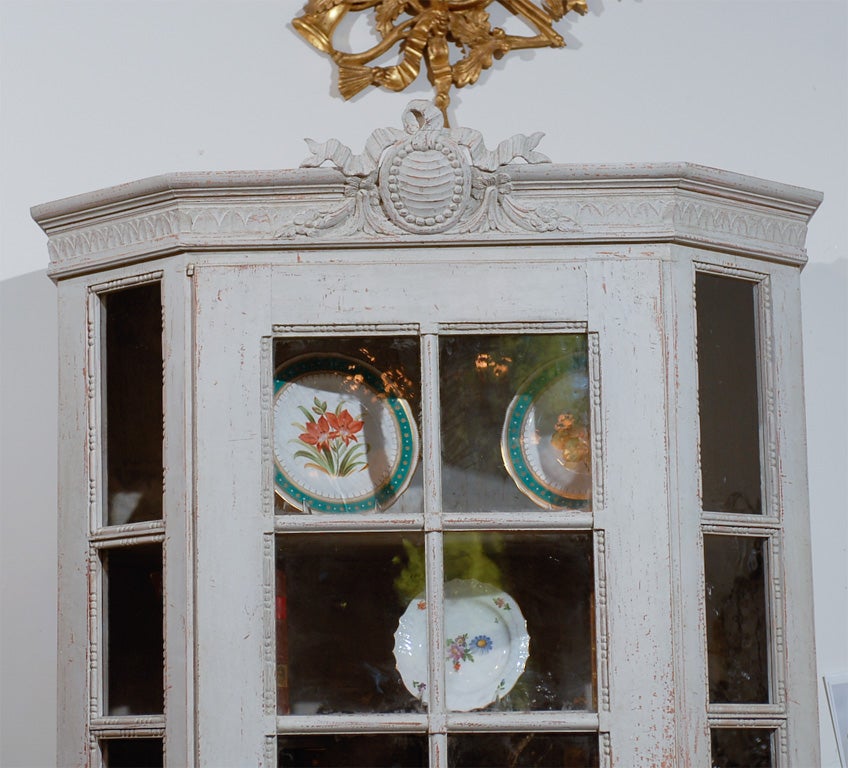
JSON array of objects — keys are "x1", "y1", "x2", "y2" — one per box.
[
  {"x1": 501, "y1": 357, "x2": 592, "y2": 509},
  {"x1": 273, "y1": 354, "x2": 419, "y2": 513},
  {"x1": 393, "y1": 579, "x2": 530, "y2": 711}
]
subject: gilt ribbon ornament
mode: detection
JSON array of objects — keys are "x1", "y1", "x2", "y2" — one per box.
[{"x1": 293, "y1": 1, "x2": 588, "y2": 123}]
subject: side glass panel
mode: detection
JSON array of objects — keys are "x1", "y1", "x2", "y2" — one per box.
[
  {"x1": 432, "y1": 532, "x2": 594, "y2": 712},
  {"x1": 100, "y1": 739, "x2": 164, "y2": 768},
  {"x1": 704, "y1": 535, "x2": 770, "y2": 703},
  {"x1": 710, "y1": 728, "x2": 773, "y2": 767},
  {"x1": 276, "y1": 532, "x2": 426, "y2": 715},
  {"x1": 695, "y1": 274, "x2": 762, "y2": 514},
  {"x1": 277, "y1": 735, "x2": 428, "y2": 767},
  {"x1": 448, "y1": 733, "x2": 599, "y2": 767},
  {"x1": 103, "y1": 543, "x2": 164, "y2": 715},
  {"x1": 103, "y1": 283, "x2": 164, "y2": 526},
  {"x1": 273, "y1": 336, "x2": 422, "y2": 515},
  {"x1": 440, "y1": 334, "x2": 591, "y2": 513}
]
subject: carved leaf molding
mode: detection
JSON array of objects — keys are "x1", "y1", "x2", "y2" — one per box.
[
  {"x1": 46, "y1": 195, "x2": 807, "y2": 263},
  {"x1": 46, "y1": 196, "x2": 807, "y2": 264}
]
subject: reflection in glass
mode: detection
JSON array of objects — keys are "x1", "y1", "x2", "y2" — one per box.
[
  {"x1": 104, "y1": 544, "x2": 163, "y2": 715},
  {"x1": 704, "y1": 536, "x2": 769, "y2": 703},
  {"x1": 273, "y1": 336, "x2": 422, "y2": 515},
  {"x1": 276, "y1": 533, "x2": 426, "y2": 715},
  {"x1": 696, "y1": 273, "x2": 762, "y2": 514},
  {"x1": 440, "y1": 334, "x2": 591, "y2": 513},
  {"x1": 101, "y1": 738, "x2": 163, "y2": 768},
  {"x1": 710, "y1": 728, "x2": 773, "y2": 767},
  {"x1": 278, "y1": 735, "x2": 427, "y2": 767},
  {"x1": 431, "y1": 532, "x2": 594, "y2": 712},
  {"x1": 104, "y1": 283, "x2": 164, "y2": 526},
  {"x1": 449, "y1": 733, "x2": 599, "y2": 767}
]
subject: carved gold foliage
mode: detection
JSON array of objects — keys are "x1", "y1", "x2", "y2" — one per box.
[
  {"x1": 375, "y1": 0, "x2": 409, "y2": 35},
  {"x1": 448, "y1": 8, "x2": 492, "y2": 45},
  {"x1": 544, "y1": 0, "x2": 588, "y2": 21},
  {"x1": 449, "y1": 10, "x2": 509, "y2": 88},
  {"x1": 292, "y1": 1, "x2": 587, "y2": 123}
]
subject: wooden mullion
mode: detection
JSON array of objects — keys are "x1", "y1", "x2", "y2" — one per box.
[
  {"x1": 274, "y1": 714, "x2": 428, "y2": 733},
  {"x1": 707, "y1": 708, "x2": 785, "y2": 723},
  {"x1": 441, "y1": 511, "x2": 593, "y2": 530},
  {"x1": 273, "y1": 513, "x2": 424, "y2": 533},
  {"x1": 445, "y1": 711, "x2": 600, "y2": 732}
]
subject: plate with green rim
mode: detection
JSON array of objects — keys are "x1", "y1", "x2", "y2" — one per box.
[
  {"x1": 274, "y1": 354, "x2": 419, "y2": 513},
  {"x1": 501, "y1": 356, "x2": 592, "y2": 509}
]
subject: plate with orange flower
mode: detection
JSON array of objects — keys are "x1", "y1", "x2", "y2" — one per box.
[{"x1": 273, "y1": 354, "x2": 419, "y2": 513}]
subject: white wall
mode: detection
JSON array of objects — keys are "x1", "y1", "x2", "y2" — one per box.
[{"x1": 1, "y1": 1, "x2": 845, "y2": 765}]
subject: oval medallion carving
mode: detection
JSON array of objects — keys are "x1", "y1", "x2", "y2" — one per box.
[{"x1": 379, "y1": 131, "x2": 471, "y2": 234}]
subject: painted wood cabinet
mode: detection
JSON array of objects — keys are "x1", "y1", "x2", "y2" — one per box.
[{"x1": 34, "y1": 103, "x2": 822, "y2": 767}]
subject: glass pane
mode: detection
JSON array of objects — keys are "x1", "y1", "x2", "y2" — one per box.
[
  {"x1": 711, "y1": 728, "x2": 773, "y2": 767},
  {"x1": 104, "y1": 544, "x2": 164, "y2": 715},
  {"x1": 104, "y1": 283, "x2": 164, "y2": 526},
  {"x1": 696, "y1": 273, "x2": 762, "y2": 514},
  {"x1": 440, "y1": 334, "x2": 591, "y2": 513},
  {"x1": 276, "y1": 533, "x2": 426, "y2": 714},
  {"x1": 101, "y1": 738, "x2": 163, "y2": 768},
  {"x1": 273, "y1": 336, "x2": 422, "y2": 515},
  {"x1": 396, "y1": 532, "x2": 594, "y2": 712},
  {"x1": 278, "y1": 735, "x2": 427, "y2": 767},
  {"x1": 449, "y1": 733, "x2": 599, "y2": 767},
  {"x1": 704, "y1": 536, "x2": 769, "y2": 703}
]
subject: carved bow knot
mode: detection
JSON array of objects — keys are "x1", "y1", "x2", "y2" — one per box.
[{"x1": 343, "y1": 174, "x2": 378, "y2": 198}]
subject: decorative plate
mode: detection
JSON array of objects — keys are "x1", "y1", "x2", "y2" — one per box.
[
  {"x1": 501, "y1": 357, "x2": 592, "y2": 509},
  {"x1": 393, "y1": 579, "x2": 530, "y2": 711},
  {"x1": 273, "y1": 354, "x2": 419, "y2": 513}
]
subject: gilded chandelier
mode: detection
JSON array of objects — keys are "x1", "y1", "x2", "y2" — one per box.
[{"x1": 293, "y1": 1, "x2": 588, "y2": 123}]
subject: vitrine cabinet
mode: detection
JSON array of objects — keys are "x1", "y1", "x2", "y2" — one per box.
[{"x1": 34, "y1": 103, "x2": 822, "y2": 767}]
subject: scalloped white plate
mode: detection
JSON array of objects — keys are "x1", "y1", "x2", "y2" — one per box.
[{"x1": 394, "y1": 579, "x2": 530, "y2": 711}]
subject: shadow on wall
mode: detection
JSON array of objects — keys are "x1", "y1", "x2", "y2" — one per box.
[
  {"x1": 801, "y1": 258, "x2": 848, "y2": 496},
  {"x1": 801, "y1": 258, "x2": 848, "y2": 768},
  {"x1": 0, "y1": 269, "x2": 58, "y2": 768}
]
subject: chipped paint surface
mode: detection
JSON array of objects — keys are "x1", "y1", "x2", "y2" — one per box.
[{"x1": 46, "y1": 161, "x2": 821, "y2": 765}]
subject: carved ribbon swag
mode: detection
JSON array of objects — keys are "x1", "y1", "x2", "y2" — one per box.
[{"x1": 293, "y1": 0, "x2": 588, "y2": 122}]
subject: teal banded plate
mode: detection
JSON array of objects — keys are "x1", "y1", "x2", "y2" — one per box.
[
  {"x1": 501, "y1": 357, "x2": 592, "y2": 509},
  {"x1": 273, "y1": 354, "x2": 419, "y2": 513}
]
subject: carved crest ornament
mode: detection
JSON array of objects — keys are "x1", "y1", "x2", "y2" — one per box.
[
  {"x1": 293, "y1": 0, "x2": 588, "y2": 122},
  {"x1": 283, "y1": 99, "x2": 578, "y2": 238}
]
